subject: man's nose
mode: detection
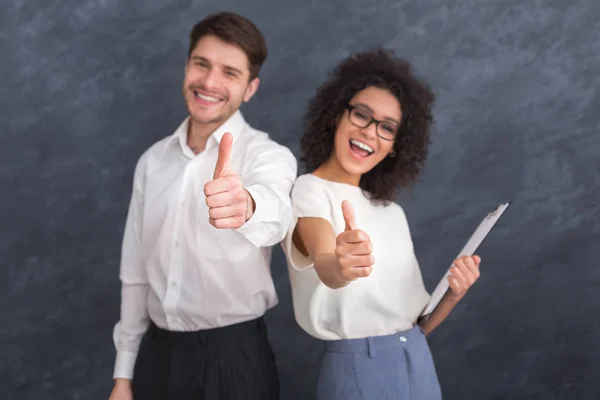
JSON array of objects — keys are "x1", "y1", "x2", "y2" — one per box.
[{"x1": 200, "y1": 68, "x2": 220, "y2": 90}]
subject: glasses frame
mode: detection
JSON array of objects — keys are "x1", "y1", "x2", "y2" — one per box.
[{"x1": 345, "y1": 104, "x2": 398, "y2": 141}]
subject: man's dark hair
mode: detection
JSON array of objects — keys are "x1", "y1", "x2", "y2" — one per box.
[
  {"x1": 188, "y1": 11, "x2": 267, "y2": 80},
  {"x1": 301, "y1": 47, "x2": 436, "y2": 204}
]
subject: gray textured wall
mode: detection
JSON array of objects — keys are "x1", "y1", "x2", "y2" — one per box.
[{"x1": 2, "y1": 0, "x2": 599, "y2": 399}]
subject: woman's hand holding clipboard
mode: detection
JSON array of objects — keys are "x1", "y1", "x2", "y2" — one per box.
[{"x1": 420, "y1": 202, "x2": 512, "y2": 317}]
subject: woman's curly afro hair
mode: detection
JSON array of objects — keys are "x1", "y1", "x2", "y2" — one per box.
[{"x1": 300, "y1": 47, "x2": 435, "y2": 204}]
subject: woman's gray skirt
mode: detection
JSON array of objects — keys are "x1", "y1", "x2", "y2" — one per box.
[{"x1": 316, "y1": 325, "x2": 442, "y2": 400}]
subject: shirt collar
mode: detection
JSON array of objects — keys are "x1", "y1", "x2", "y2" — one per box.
[
  {"x1": 208, "y1": 110, "x2": 246, "y2": 149},
  {"x1": 163, "y1": 110, "x2": 247, "y2": 155}
]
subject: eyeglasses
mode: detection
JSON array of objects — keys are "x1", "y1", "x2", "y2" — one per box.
[{"x1": 345, "y1": 104, "x2": 398, "y2": 141}]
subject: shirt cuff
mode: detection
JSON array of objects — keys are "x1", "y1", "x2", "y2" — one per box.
[
  {"x1": 235, "y1": 186, "x2": 265, "y2": 234},
  {"x1": 113, "y1": 350, "x2": 138, "y2": 380}
]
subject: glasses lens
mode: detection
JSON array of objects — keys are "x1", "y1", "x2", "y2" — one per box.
[
  {"x1": 378, "y1": 123, "x2": 397, "y2": 140},
  {"x1": 349, "y1": 108, "x2": 370, "y2": 127}
]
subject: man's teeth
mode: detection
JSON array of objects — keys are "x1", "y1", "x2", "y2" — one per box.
[
  {"x1": 194, "y1": 92, "x2": 221, "y2": 103},
  {"x1": 350, "y1": 139, "x2": 374, "y2": 154}
]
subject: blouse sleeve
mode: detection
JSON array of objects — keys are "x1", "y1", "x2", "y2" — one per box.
[
  {"x1": 281, "y1": 175, "x2": 333, "y2": 271},
  {"x1": 291, "y1": 175, "x2": 332, "y2": 221}
]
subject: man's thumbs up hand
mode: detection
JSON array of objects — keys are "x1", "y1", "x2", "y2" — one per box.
[
  {"x1": 204, "y1": 132, "x2": 254, "y2": 229},
  {"x1": 213, "y1": 132, "x2": 233, "y2": 179}
]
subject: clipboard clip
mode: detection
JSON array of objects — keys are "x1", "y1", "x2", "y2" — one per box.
[
  {"x1": 486, "y1": 206, "x2": 501, "y2": 219},
  {"x1": 486, "y1": 201, "x2": 511, "y2": 220}
]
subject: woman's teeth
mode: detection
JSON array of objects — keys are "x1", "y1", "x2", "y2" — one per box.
[{"x1": 350, "y1": 139, "x2": 374, "y2": 155}]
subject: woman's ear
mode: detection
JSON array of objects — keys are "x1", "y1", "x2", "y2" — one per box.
[{"x1": 332, "y1": 114, "x2": 343, "y2": 133}]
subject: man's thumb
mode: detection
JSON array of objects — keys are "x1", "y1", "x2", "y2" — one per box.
[
  {"x1": 342, "y1": 200, "x2": 357, "y2": 231},
  {"x1": 213, "y1": 132, "x2": 233, "y2": 179}
]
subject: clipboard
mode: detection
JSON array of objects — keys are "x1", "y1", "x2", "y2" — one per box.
[{"x1": 420, "y1": 201, "x2": 512, "y2": 317}]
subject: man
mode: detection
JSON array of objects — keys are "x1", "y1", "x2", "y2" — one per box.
[{"x1": 108, "y1": 11, "x2": 297, "y2": 400}]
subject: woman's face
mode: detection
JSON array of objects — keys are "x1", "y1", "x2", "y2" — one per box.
[{"x1": 330, "y1": 86, "x2": 401, "y2": 178}]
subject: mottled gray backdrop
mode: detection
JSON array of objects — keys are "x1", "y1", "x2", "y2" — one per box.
[{"x1": 2, "y1": 0, "x2": 599, "y2": 399}]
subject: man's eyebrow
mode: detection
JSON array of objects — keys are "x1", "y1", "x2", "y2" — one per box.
[
  {"x1": 223, "y1": 65, "x2": 244, "y2": 75},
  {"x1": 190, "y1": 56, "x2": 244, "y2": 76}
]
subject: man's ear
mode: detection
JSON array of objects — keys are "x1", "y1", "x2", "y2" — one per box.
[{"x1": 243, "y1": 77, "x2": 260, "y2": 102}]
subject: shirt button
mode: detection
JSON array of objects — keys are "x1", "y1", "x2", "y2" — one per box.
[
  {"x1": 399, "y1": 336, "x2": 407, "y2": 343},
  {"x1": 171, "y1": 281, "x2": 177, "y2": 288},
  {"x1": 175, "y1": 240, "x2": 180, "y2": 247}
]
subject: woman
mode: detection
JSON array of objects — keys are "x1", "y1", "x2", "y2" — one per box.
[{"x1": 281, "y1": 48, "x2": 482, "y2": 399}]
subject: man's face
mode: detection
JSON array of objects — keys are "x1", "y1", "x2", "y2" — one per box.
[{"x1": 182, "y1": 34, "x2": 259, "y2": 128}]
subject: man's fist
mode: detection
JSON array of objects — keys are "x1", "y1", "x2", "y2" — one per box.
[{"x1": 203, "y1": 132, "x2": 254, "y2": 229}]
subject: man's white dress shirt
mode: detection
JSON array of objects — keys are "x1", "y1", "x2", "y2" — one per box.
[{"x1": 112, "y1": 111, "x2": 298, "y2": 379}]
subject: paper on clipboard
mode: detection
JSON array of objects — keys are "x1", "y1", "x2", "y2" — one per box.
[{"x1": 420, "y1": 201, "x2": 511, "y2": 317}]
